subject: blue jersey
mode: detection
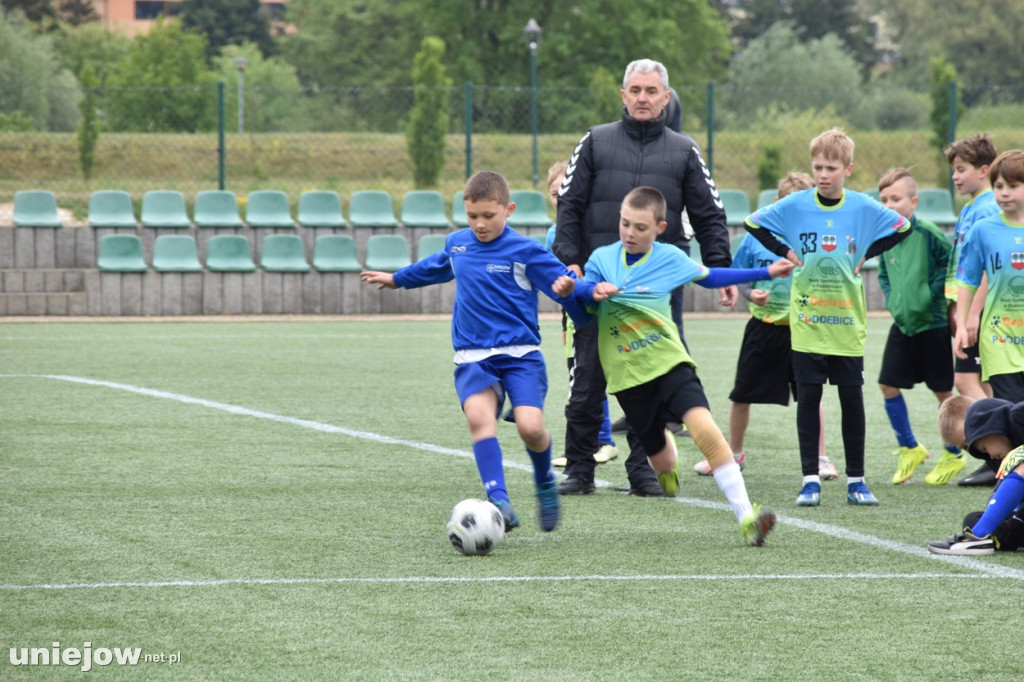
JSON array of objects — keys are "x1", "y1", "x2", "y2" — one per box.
[
  {"x1": 954, "y1": 212, "x2": 1024, "y2": 381},
  {"x1": 947, "y1": 190, "x2": 999, "y2": 302},
  {"x1": 746, "y1": 188, "x2": 907, "y2": 356},
  {"x1": 733, "y1": 233, "x2": 791, "y2": 325},
  {"x1": 393, "y1": 226, "x2": 571, "y2": 353}
]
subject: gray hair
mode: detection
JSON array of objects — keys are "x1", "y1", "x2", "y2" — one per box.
[{"x1": 623, "y1": 59, "x2": 669, "y2": 89}]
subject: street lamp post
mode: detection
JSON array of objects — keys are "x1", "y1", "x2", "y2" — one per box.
[
  {"x1": 234, "y1": 57, "x2": 248, "y2": 134},
  {"x1": 523, "y1": 18, "x2": 541, "y2": 187}
]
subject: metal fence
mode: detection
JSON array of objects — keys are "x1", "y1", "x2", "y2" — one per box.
[{"x1": 3, "y1": 81, "x2": 1024, "y2": 221}]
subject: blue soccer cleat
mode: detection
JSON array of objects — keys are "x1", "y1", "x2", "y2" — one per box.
[
  {"x1": 535, "y1": 481, "x2": 561, "y2": 532},
  {"x1": 847, "y1": 481, "x2": 880, "y2": 506},
  {"x1": 795, "y1": 481, "x2": 821, "y2": 506},
  {"x1": 488, "y1": 497, "x2": 520, "y2": 531}
]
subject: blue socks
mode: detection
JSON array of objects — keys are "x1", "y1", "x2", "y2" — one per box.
[
  {"x1": 884, "y1": 394, "x2": 916, "y2": 448},
  {"x1": 526, "y1": 438, "x2": 556, "y2": 488},
  {"x1": 473, "y1": 437, "x2": 507, "y2": 502},
  {"x1": 598, "y1": 399, "x2": 614, "y2": 446},
  {"x1": 971, "y1": 471, "x2": 1024, "y2": 537}
]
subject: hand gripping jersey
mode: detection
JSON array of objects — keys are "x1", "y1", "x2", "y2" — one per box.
[
  {"x1": 582, "y1": 241, "x2": 707, "y2": 393},
  {"x1": 746, "y1": 188, "x2": 907, "y2": 356},
  {"x1": 954, "y1": 212, "x2": 1024, "y2": 381}
]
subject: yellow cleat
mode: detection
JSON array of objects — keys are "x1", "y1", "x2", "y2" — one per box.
[
  {"x1": 892, "y1": 444, "x2": 929, "y2": 484},
  {"x1": 924, "y1": 451, "x2": 967, "y2": 485}
]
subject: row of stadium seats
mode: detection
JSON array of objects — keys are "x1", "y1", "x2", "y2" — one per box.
[
  {"x1": 719, "y1": 186, "x2": 958, "y2": 226},
  {"x1": 96, "y1": 232, "x2": 450, "y2": 274},
  {"x1": 10, "y1": 188, "x2": 556, "y2": 230}
]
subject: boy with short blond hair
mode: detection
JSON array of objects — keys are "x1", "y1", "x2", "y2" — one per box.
[
  {"x1": 874, "y1": 168, "x2": 963, "y2": 485},
  {"x1": 362, "y1": 170, "x2": 578, "y2": 534},
  {"x1": 744, "y1": 127, "x2": 910, "y2": 507},
  {"x1": 563, "y1": 186, "x2": 793, "y2": 545}
]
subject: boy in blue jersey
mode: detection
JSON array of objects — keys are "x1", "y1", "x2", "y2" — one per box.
[
  {"x1": 929, "y1": 395, "x2": 1024, "y2": 555},
  {"x1": 745, "y1": 128, "x2": 910, "y2": 507},
  {"x1": 563, "y1": 186, "x2": 793, "y2": 545},
  {"x1": 954, "y1": 149, "x2": 1024, "y2": 405},
  {"x1": 693, "y1": 172, "x2": 837, "y2": 480},
  {"x1": 361, "y1": 170, "x2": 576, "y2": 534},
  {"x1": 948, "y1": 138, "x2": 1010, "y2": 490},
  {"x1": 874, "y1": 168, "x2": 963, "y2": 486}
]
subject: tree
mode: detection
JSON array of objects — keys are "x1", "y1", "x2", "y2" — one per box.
[
  {"x1": 928, "y1": 56, "x2": 963, "y2": 187},
  {"x1": 103, "y1": 18, "x2": 217, "y2": 132},
  {"x1": 406, "y1": 37, "x2": 450, "y2": 188},
  {"x1": 724, "y1": 22, "x2": 863, "y2": 128},
  {"x1": 1, "y1": 0, "x2": 55, "y2": 24},
  {"x1": 214, "y1": 43, "x2": 306, "y2": 132},
  {"x1": 77, "y1": 61, "x2": 98, "y2": 180},
  {"x1": 57, "y1": 0, "x2": 97, "y2": 26},
  {"x1": 181, "y1": 0, "x2": 275, "y2": 62},
  {"x1": 55, "y1": 21, "x2": 131, "y2": 85},
  {"x1": 726, "y1": 0, "x2": 876, "y2": 76},
  {"x1": 0, "y1": 10, "x2": 81, "y2": 130}
]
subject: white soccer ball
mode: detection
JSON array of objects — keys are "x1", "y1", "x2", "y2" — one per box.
[{"x1": 446, "y1": 499, "x2": 505, "y2": 555}]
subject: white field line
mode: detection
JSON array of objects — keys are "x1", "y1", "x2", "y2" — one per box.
[{"x1": 3, "y1": 373, "x2": 1024, "y2": 590}]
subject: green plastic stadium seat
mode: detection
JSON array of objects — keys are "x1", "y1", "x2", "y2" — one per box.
[
  {"x1": 140, "y1": 190, "x2": 191, "y2": 229},
  {"x1": 416, "y1": 233, "x2": 448, "y2": 261},
  {"x1": 246, "y1": 190, "x2": 295, "y2": 229},
  {"x1": 719, "y1": 189, "x2": 751, "y2": 227},
  {"x1": 401, "y1": 190, "x2": 450, "y2": 228},
  {"x1": 364, "y1": 234, "x2": 411, "y2": 272},
  {"x1": 916, "y1": 188, "x2": 958, "y2": 226},
  {"x1": 260, "y1": 234, "x2": 310, "y2": 272},
  {"x1": 507, "y1": 190, "x2": 551, "y2": 228},
  {"x1": 312, "y1": 234, "x2": 362, "y2": 272},
  {"x1": 863, "y1": 188, "x2": 880, "y2": 201},
  {"x1": 13, "y1": 190, "x2": 62, "y2": 228},
  {"x1": 152, "y1": 235, "x2": 202, "y2": 272},
  {"x1": 731, "y1": 233, "x2": 746, "y2": 255},
  {"x1": 193, "y1": 190, "x2": 243, "y2": 228},
  {"x1": 205, "y1": 234, "x2": 256, "y2": 272},
  {"x1": 87, "y1": 190, "x2": 137, "y2": 228},
  {"x1": 97, "y1": 234, "x2": 147, "y2": 272},
  {"x1": 348, "y1": 190, "x2": 399, "y2": 228},
  {"x1": 297, "y1": 190, "x2": 347, "y2": 228},
  {"x1": 687, "y1": 239, "x2": 702, "y2": 265},
  {"x1": 757, "y1": 189, "x2": 777, "y2": 209},
  {"x1": 451, "y1": 191, "x2": 469, "y2": 227}
]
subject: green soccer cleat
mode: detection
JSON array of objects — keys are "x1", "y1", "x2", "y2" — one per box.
[
  {"x1": 924, "y1": 451, "x2": 966, "y2": 486},
  {"x1": 891, "y1": 444, "x2": 929, "y2": 484},
  {"x1": 741, "y1": 505, "x2": 777, "y2": 546},
  {"x1": 657, "y1": 463, "x2": 680, "y2": 496}
]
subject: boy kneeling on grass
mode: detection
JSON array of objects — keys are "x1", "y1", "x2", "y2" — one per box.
[
  {"x1": 556, "y1": 186, "x2": 793, "y2": 545},
  {"x1": 928, "y1": 395, "x2": 1024, "y2": 555}
]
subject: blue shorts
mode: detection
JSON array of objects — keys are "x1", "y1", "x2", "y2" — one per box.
[{"x1": 453, "y1": 352, "x2": 548, "y2": 415}]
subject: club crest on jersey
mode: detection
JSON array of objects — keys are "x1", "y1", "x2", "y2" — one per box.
[
  {"x1": 822, "y1": 234, "x2": 838, "y2": 252},
  {"x1": 1011, "y1": 252, "x2": 1024, "y2": 270}
]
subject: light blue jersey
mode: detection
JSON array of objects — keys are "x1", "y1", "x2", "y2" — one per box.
[
  {"x1": 733, "y1": 233, "x2": 791, "y2": 325},
  {"x1": 946, "y1": 190, "x2": 999, "y2": 301}
]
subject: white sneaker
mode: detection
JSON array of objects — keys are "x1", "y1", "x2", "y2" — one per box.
[
  {"x1": 693, "y1": 451, "x2": 746, "y2": 476},
  {"x1": 552, "y1": 456, "x2": 567, "y2": 468},
  {"x1": 593, "y1": 444, "x2": 619, "y2": 464},
  {"x1": 818, "y1": 456, "x2": 839, "y2": 481}
]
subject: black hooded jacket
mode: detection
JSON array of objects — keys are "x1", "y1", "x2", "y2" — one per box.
[
  {"x1": 553, "y1": 107, "x2": 731, "y2": 272},
  {"x1": 964, "y1": 398, "x2": 1024, "y2": 460}
]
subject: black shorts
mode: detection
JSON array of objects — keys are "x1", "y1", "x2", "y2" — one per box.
[
  {"x1": 988, "y1": 373, "x2": 1024, "y2": 403},
  {"x1": 792, "y1": 351, "x2": 864, "y2": 386},
  {"x1": 954, "y1": 342, "x2": 983, "y2": 374},
  {"x1": 614, "y1": 363, "x2": 710, "y2": 456},
  {"x1": 878, "y1": 324, "x2": 954, "y2": 392},
  {"x1": 729, "y1": 318, "x2": 795, "y2": 406}
]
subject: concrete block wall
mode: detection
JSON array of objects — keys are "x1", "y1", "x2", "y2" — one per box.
[{"x1": 0, "y1": 223, "x2": 884, "y2": 316}]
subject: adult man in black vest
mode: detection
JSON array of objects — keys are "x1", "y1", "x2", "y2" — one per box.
[{"x1": 553, "y1": 58, "x2": 735, "y2": 496}]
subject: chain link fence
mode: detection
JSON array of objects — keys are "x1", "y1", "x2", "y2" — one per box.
[{"x1": 3, "y1": 82, "x2": 1024, "y2": 221}]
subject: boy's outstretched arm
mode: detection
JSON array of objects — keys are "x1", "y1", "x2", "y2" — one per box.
[
  {"x1": 695, "y1": 259, "x2": 793, "y2": 289},
  {"x1": 360, "y1": 271, "x2": 397, "y2": 289}
]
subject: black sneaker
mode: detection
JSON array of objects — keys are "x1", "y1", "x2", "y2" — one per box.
[
  {"x1": 629, "y1": 479, "x2": 668, "y2": 497},
  {"x1": 558, "y1": 475, "x2": 596, "y2": 495},
  {"x1": 927, "y1": 531, "x2": 995, "y2": 555},
  {"x1": 957, "y1": 462, "x2": 997, "y2": 487}
]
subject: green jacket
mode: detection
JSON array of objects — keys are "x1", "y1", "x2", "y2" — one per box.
[{"x1": 878, "y1": 215, "x2": 951, "y2": 336}]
